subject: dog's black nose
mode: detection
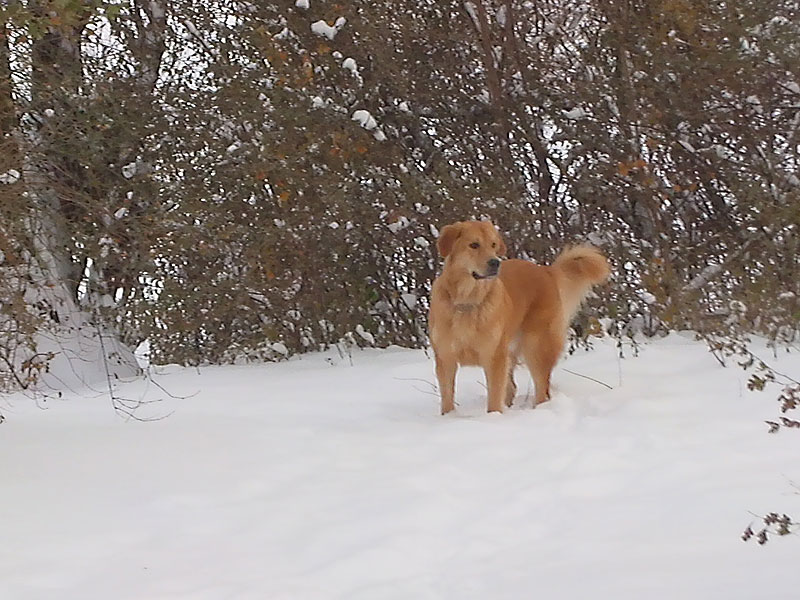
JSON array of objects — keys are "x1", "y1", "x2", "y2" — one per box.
[{"x1": 488, "y1": 258, "x2": 501, "y2": 270}]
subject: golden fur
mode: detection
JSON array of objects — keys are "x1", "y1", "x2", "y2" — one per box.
[{"x1": 429, "y1": 220, "x2": 610, "y2": 414}]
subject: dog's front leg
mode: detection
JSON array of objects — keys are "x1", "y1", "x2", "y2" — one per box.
[
  {"x1": 485, "y1": 350, "x2": 510, "y2": 413},
  {"x1": 435, "y1": 353, "x2": 457, "y2": 415}
]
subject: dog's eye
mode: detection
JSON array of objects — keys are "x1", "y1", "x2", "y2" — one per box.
[
  {"x1": 492, "y1": 242, "x2": 497, "y2": 248},
  {"x1": 469, "y1": 242, "x2": 480, "y2": 249}
]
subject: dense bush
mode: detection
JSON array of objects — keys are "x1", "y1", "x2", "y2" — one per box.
[{"x1": 0, "y1": 0, "x2": 797, "y2": 381}]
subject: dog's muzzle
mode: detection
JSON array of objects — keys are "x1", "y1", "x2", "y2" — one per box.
[{"x1": 472, "y1": 258, "x2": 501, "y2": 280}]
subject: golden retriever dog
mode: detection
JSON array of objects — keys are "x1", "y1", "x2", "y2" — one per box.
[{"x1": 429, "y1": 220, "x2": 610, "y2": 414}]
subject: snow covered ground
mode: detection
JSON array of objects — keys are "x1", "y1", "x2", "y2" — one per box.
[{"x1": 2, "y1": 333, "x2": 800, "y2": 599}]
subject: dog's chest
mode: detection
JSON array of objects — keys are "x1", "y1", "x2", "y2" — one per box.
[{"x1": 437, "y1": 306, "x2": 502, "y2": 365}]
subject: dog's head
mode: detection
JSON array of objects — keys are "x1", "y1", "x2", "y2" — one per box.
[{"x1": 437, "y1": 220, "x2": 507, "y2": 280}]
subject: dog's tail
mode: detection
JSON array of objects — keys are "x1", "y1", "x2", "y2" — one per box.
[{"x1": 551, "y1": 245, "x2": 610, "y2": 325}]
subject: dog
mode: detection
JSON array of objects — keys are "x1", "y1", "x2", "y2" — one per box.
[{"x1": 429, "y1": 220, "x2": 610, "y2": 414}]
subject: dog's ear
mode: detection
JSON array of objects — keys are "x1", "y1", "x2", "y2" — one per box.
[
  {"x1": 497, "y1": 236, "x2": 507, "y2": 257},
  {"x1": 437, "y1": 223, "x2": 462, "y2": 258},
  {"x1": 483, "y1": 221, "x2": 507, "y2": 256}
]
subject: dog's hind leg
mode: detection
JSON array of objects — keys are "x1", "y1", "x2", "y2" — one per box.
[
  {"x1": 522, "y1": 331, "x2": 564, "y2": 407},
  {"x1": 505, "y1": 363, "x2": 517, "y2": 407}
]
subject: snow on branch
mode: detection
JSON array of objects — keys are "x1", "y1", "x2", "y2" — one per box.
[{"x1": 311, "y1": 18, "x2": 346, "y2": 40}]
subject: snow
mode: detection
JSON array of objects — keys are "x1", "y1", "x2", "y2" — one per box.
[
  {"x1": 638, "y1": 290, "x2": 657, "y2": 304},
  {"x1": 714, "y1": 144, "x2": 732, "y2": 159},
  {"x1": 295, "y1": 0, "x2": 309, "y2": 9},
  {"x1": 386, "y1": 215, "x2": 410, "y2": 233},
  {"x1": 311, "y1": 18, "x2": 346, "y2": 40},
  {"x1": 2, "y1": 335, "x2": 800, "y2": 599},
  {"x1": 121, "y1": 162, "x2": 137, "y2": 179},
  {"x1": 401, "y1": 292, "x2": 417, "y2": 310},
  {"x1": 98, "y1": 235, "x2": 115, "y2": 258},
  {"x1": 352, "y1": 109, "x2": 378, "y2": 130},
  {"x1": 563, "y1": 106, "x2": 588, "y2": 120},
  {"x1": 496, "y1": 4, "x2": 507, "y2": 27},
  {"x1": 745, "y1": 95, "x2": 763, "y2": 115},
  {"x1": 148, "y1": 1, "x2": 165, "y2": 20},
  {"x1": 342, "y1": 57, "x2": 357, "y2": 73},
  {"x1": 26, "y1": 300, "x2": 139, "y2": 393},
  {"x1": 114, "y1": 207, "x2": 128, "y2": 219},
  {"x1": 686, "y1": 263, "x2": 721, "y2": 291},
  {"x1": 270, "y1": 341, "x2": 289, "y2": 356},
  {"x1": 354, "y1": 324, "x2": 374, "y2": 345},
  {"x1": 463, "y1": 2, "x2": 479, "y2": 30},
  {"x1": 586, "y1": 231, "x2": 608, "y2": 246},
  {"x1": 0, "y1": 168, "x2": 21, "y2": 184}
]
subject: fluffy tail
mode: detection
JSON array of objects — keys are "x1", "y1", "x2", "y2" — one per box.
[{"x1": 551, "y1": 245, "x2": 610, "y2": 325}]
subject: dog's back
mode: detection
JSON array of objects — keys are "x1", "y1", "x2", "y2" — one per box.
[{"x1": 497, "y1": 259, "x2": 562, "y2": 334}]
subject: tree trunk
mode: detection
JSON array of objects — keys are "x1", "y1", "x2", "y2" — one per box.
[{"x1": 0, "y1": 3, "x2": 141, "y2": 394}]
